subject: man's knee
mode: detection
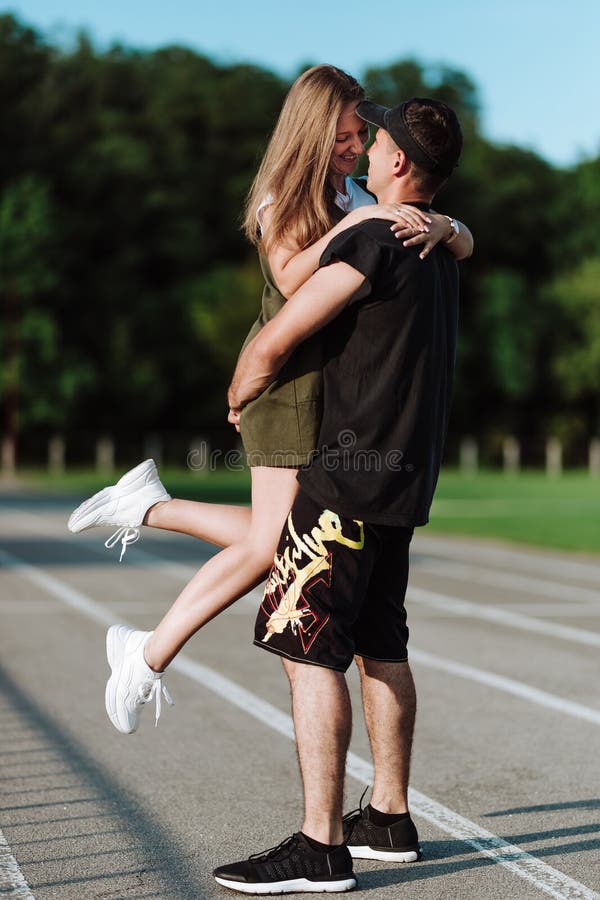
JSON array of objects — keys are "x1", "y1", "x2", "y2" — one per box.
[{"x1": 355, "y1": 655, "x2": 412, "y2": 678}]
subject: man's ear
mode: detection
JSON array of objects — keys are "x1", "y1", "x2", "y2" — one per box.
[{"x1": 392, "y1": 148, "x2": 410, "y2": 178}]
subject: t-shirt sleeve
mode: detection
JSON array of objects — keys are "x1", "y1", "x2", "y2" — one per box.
[{"x1": 318, "y1": 225, "x2": 383, "y2": 303}]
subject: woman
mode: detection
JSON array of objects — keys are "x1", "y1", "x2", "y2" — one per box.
[{"x1": 68, "y1": 65, "x2": 473, "y2": 733}]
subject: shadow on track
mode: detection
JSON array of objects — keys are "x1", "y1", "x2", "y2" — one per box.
[{"x1": 0, "y1": 661, "x2": 206, "y2": 899}]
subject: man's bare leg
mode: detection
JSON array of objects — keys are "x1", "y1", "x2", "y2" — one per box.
[
  {"x1": 355, "y1": 657, "x2": 416, "y2": 813},
  {"x1": 282, "y1": 659, "x2": 352, "y2": 845},
  {"x1": 144, "y1": 467, "x2": 299, "y2": 671},
  {"x1": 144, "y1": 498, "x2": 251, "y2": 547}
]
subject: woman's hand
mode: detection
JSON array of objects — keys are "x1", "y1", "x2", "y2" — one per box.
[
  {"x1": 228, "y1": 407, "x2": 241, "y2": 432},
  {"x1": 391, "y1": 211, "x2": 455, "y2": 260},
  {"x1": 347, "y1": 202, "x2": 432, "y2": 232}
]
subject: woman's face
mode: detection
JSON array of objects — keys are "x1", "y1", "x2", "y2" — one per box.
[{"x1": 329, "y1": 101, "x2": 369, "y2": 183}]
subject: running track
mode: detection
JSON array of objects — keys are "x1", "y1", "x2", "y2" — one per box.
[{"x1": 0, "y1": 488, "x2": 599, "y2": 899}]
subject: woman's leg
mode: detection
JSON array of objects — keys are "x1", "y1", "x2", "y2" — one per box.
[
  {"x1": 69, "y1": 455, "x2": 252, "y2": 549},
  {"x1": 144, "y1": 498, "x2": 251, "y2": 548},
  {"x1": 144, "y1": 466, "x2": 299, "y2": 671}
]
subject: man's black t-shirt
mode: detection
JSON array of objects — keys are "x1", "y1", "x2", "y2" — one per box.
[{"x1": 297, "y1": 211, "x2": 460, "y2": 527}]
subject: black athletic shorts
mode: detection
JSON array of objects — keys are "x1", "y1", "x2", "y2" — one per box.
[{"x1": 253, "y1": 489, "x2": 413, "y2": 672}]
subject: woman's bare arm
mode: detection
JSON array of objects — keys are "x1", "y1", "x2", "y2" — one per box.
[
  {"x1": 266, "y1": 205, "x2": 473, "y2": 296},
  {"x1": 264, "y1": 202, "x2": 431, "y2": 297}
]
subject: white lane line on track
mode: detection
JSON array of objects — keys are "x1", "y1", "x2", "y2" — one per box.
[
  {"x1": 12, "y1": 511, "x2": 600, "y2": 648},
  {"x1": 69, "y1": 538, "x2": 600, "y2": 643},
  {"x1": 1, "y1": 546, "x2": 599, "y2": 900},
  {"x1": 11, "y1": 508, "x2": 600, "y2": 615},
  {"x1": 9, "y1": 508, "x2": 600, "y2": 586},
  {"x1": 0, "y1": 827, "x2": 35, "y2": 898},
  {"x1": 413, "y1": 536, "x2": 600, "y2": 585},
  {"x1": 4, "y1": 538, "x2": 600, "y2": 723},
  {"x1": 408, "y1": 586, "x2": 600, "y2": 648},
  {"x1": 486, "y1": 604, "x2": 600, "y2": 617},
  {"x1": 413, "y1": 558, "x2": 600, "y2": 604},
  {"x1": 10, "y1": 529, "x2": 600, "y2": 644},
  {"x1": 172, "y1": 657, "x2": 599, "y2": 900},
  {"x1": 409, "y1": 649, "x2": 600, "y2": 726}
]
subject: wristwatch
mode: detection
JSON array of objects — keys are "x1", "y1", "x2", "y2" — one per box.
[{"x1": 444, "y1": 216, "x2": 460, "y2": 244}]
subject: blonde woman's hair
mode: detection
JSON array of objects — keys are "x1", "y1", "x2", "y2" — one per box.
[{"x1": 243, "y1": 65, "x2": 364, "y2": 253}]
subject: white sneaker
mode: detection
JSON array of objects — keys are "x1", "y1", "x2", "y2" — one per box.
[
  {"x1": 68, "y1": 459, "x2": 171, "y2": 560},
  {"x1": 105, "y1": 625, "x2": 174, "y2": 734}
]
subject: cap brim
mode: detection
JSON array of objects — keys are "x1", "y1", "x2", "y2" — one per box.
[{"x1": 356, "y1": 100, "x2": 389, "y2": 129}]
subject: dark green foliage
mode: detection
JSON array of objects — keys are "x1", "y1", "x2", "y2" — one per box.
[
  {"x1": 363, "y1": 59, "x2": 479, "y2": 136},
  {"x1": 0, "y1": 13, "x2": 596, "y2": 460}
]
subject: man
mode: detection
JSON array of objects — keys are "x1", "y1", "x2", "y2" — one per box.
[{"x1": 213, "y1": 97, "x2": 464, "y2": 894}]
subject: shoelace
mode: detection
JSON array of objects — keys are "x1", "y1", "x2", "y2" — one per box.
[
  {"x1": 342, "y1": 786, "x2": 370, "y2": 839},
  {"x1": 249, "y1": 834, "x2": 300, "y2": 863},
  {"x1": 105, "y1": 526, "x2": 140, "y2": 562},
  {"x1": 138, "y1": 677, "x2": 175, "y2": 727}
]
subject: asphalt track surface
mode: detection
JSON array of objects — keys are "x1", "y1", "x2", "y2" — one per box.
[{"x1": 1, "y1": 487, "x2": 599, "y2": 900}]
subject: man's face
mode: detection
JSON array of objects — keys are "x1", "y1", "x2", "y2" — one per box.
[
  {"x1": 366, "y1": 128, "x2": 396, "y2": 196},
  {"x1": 329, "y1": 102, "x2": 369, "y2": 182}
]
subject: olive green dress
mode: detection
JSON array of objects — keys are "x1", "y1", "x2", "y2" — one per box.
[
  {"x1": 239, "y1": 178, "x2": 375, "y2": 468},
  {"x1": 239, "y1": 254, "x2": 324, "y2": 467}
]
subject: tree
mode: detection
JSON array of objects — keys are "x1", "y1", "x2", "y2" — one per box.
[
  {"x1": 560, "y1": 155, "x2": 600, "y2": 260},
  {"x1": 0, "y1": 175, "x2": 60, "y2": 450},
  {"x1": 0, "y1": 12, "x2": 597, "y2": 458},
  {"x1": 189, "y1": 260, "x2": 265, "y2": 372},
  {"x1": 0, "y1": 15, "x2": 50, "y2": 179},
  {"x1": 362, "y1": 59, "x2": 480, "y2": 136},
  {"x1": 545, "y1": 257, "x2": 600, "y2": 435}
]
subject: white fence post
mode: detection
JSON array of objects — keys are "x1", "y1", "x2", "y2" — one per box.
[
  {"x1": 460, "y1": 436, "x2": 478, "y2": 475},
  {"x1": 48, "y1": 435, "x2": 66, "y2": 475},
  {"x1": 96, "y1": 436, "x2": 115, "y2": 474},
  {"x1": 589, "y1": 438, "x2": 600, "y2": 477},
  {"x1": 503, "y1": 436, "x2": 520, "y2": 474},
  {"x1": 143, "y1": 434, "x2": 163, "y2": 466},
  {"x1": 1, "y1": 436, "x2": 16, "y2": 477},
  {"x1": 545, "y1": 436, "x2": 562, "y2": 477}
]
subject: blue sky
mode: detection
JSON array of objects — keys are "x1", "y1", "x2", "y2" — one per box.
[{"x1": 7, "y1": 0, "x2": 599, "y2": 167}]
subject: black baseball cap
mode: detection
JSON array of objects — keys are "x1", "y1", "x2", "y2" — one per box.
[{"x1": 357, "y1": 97, "x2": 462, "y2": 177}]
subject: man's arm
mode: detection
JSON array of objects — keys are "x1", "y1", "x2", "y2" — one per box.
[{"x1": 227, "y1": 261, "x2": 366, "y2": 411}]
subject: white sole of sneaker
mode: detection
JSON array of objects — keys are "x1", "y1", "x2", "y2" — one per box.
[
  {"x1": 105, "y1": 625, "x2": 138, "y2": 735},
  {"x1": 348, "y1": 845, "x2": 420, "y2": 862},
  {"x1": 68, "y1": 459, "x2": 166, "y2": 533},
  {"x1": 213, "y1": 876, "x2": 356, "y2": 894},
  {"x1": 68, "y1": 486, "x2": 115, "y2": 532}
]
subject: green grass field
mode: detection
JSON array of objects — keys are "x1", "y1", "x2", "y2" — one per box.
[
  {"x1": 15, "y1": 466, "x2": 600, "y2": 556},
  {"x1": 428, "y1": 470, "x2": 600, "y2": 554}
]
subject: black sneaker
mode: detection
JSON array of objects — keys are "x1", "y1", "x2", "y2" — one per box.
[
  {"x1": 343, "y1": 797, "x2": 422, "y2": 863},
  {"x1": 213, "y1": 832, "x2": 356, "y2": 894}
]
